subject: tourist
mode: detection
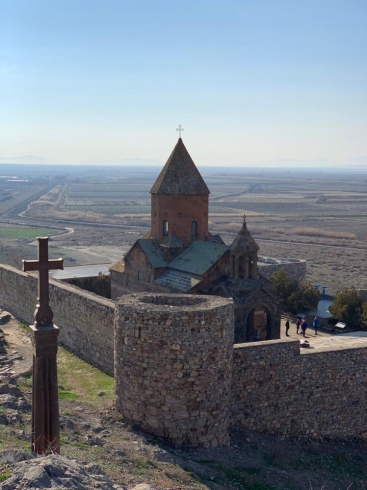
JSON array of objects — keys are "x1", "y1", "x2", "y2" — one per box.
[
  {"x1": 313, "y1": 316, "x2": 320, "y2": 335},
  {"x1": 285, "y1": 319, "x2": 290, "y2": 336},
  {"x1": 255, "y1": 331, "x2": 260, "y2": 341},
  {"x1": 301, "y1": 319, "x2": 308, "y2": 337},
  {"x1": 296, "y1": 317, "x2": 301, "y2": 334}
]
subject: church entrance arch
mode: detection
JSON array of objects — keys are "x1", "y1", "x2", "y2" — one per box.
[{"x1": 246, "y1": 305, "x2": 272, "y2": 342}]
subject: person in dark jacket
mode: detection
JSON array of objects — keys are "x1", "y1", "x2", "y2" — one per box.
[
  {"x1": 285, "y1": 319, "x2": 290, "y2": 336},
  {"x1": 301, "y1": 319, "x2": 308, "y2": 337}
]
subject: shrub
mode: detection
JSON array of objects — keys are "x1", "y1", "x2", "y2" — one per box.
[
  {"x1": 329, "y1": 287, "x2": 365, "y2": 327},
  {"x1": 270, "y1": 269, "x2": 321, "y2": 314}
]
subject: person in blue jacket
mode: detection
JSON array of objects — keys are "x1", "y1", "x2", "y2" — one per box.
[{"x1": 313, "y1": 316, "x2": 320, "y2": 335}]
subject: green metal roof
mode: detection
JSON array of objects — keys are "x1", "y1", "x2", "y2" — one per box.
[
  {"x1": 168, "y1": 241, "x2": 227, "y2": 276},
  {"x1": 154, "y1": 269, "x2": 202, "y2": 292},
  {"x1": 138, "y1": 239, "x2": 167, "y2": 269}
]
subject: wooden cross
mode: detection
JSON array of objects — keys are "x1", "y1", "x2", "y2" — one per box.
[
  {"x1": 176, "y1": 124, "x2": 184, "y2": 138},
  {"x1": 23, "y1": 237, "x2": 63, "y2": 328}
]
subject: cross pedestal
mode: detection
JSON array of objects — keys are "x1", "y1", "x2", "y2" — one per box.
[
  {"x1": 30, "y1": 325, "x2": 60, "y2": 454},
  {"x1": 23, "y1": 237, "x2": 63, "y2": 455}
]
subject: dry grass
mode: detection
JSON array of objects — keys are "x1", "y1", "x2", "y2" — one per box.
[{"x1": 290, "y1": 227, "x2": 356, "y2": 239}]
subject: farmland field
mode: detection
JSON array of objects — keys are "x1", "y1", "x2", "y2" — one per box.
[
  {"x1": 0, "y1": 227, "x2": 62, "y2": 239},
  {"x1": 1, "y1": 163, "x2": 367, "y2": 293}
]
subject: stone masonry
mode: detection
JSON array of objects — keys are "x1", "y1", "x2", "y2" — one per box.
[
  {"x1": 2, "y1": 263, "x2": 367, "y2": 447},
  {"x1": 257, "y1": 257, "x2": 306, "y2": 284},
  {"x1": 231, "y1": 338, "x2": 367, "y2": 440},
  {"x1": 0, "y1": 264, "x2": 114, "y2": 376},
  {"x1": 114, "y1": 293, "x2": 234, "y2": 447}
]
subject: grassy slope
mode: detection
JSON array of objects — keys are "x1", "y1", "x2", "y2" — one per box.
[{"x1": 0, "y1": 336, "x2": 366, "y2": 490}]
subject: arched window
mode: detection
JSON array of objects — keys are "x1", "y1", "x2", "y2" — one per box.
[
  {"x1": 191, "y1": 220, "x2": 198, "y2": 238},
  {"x1": 163, "y1": 220, "x2": 169, "y2": 236}
]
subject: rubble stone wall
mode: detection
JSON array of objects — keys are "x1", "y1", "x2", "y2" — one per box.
[
  {"x1": 115, "y1": 293, "x2": 234, "y2": 448},
  {"x1": 0, "y1": 264, "x2": 115, "y2": 375},
  {"x1": 231, "y1": 338, "x2": 367, "y2": 440},
  {"x1": 2, "y1": 263, "x2": 367, "y2": 446},
  {"x1": 258, "y1": 259, "x2": 306, "y2": 283}
]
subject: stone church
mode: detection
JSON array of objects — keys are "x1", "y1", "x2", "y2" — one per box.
[{"x1": 110, "y1": 138, "x2": 281, "y2": 342}]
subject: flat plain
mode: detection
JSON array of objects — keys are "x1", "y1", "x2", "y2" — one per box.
[{"x1": 1, "y1": 164, "x2": 367, "y2": 293}]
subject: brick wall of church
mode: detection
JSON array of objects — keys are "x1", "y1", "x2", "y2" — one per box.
[
  {"x1": 123, "y1": 244, "x2": 166, "y2": 293},
  {"x1": 0, "y1": 264, "x2": 115, "y2": 375},
  {"x1": 151, "y1": 194, "x2": 209, "y2": 245},
  {"x1": 231, "y1": 338, "x2": 367, "y2": 440}
]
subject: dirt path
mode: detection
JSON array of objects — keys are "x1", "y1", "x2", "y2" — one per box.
[
  {"x1": 0, "y1": 312, "x2": 32, "y2": 376},
  {"x1": 29, "y1": 226, "x2": 75, "y2": 245}
]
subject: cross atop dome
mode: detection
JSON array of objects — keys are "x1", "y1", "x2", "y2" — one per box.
[{"x1": 176, "y1": 124, "x2": 184, "y2": 138}]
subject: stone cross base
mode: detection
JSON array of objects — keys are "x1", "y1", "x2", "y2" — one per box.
[{"x1": 30, "y1": 325, "x2": 60, "y2": 455}]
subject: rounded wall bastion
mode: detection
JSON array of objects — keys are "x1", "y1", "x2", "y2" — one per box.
[{"x1": 114, "y1": 293, "x2": 234, "y2": 448}]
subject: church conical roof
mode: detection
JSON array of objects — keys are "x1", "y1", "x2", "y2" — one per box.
[
  {"x1": 229, "y1": 215, "x2": 259, "y2": 252},
  {"x1": 150, "y1": 138, "x2": 210, "y2": 195}
]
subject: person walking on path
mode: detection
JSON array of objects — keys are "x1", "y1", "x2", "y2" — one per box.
[
  {"x1": 313, "y1": 316, "x2": 320, "y2": 335},
  {"x1": 285, "y1": 319, "x2": 290, "y2": 336},
  {"x1": 296, "y1": 318, "x2": 301, "y2": 335},
  {"x1": 301, "y1": 319, "x2": 308, "y2": 337}
]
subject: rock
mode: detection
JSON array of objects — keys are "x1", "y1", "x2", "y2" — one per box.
[
  {"x1": 23, "y1": 465, "x2": 52, "y2": 487},
  {"x1": 84, "y1": 463, "x2": 105, "y2": 475},
  {"x1": 0, "y1": 313, "x2": 11, "y2": 325},
  {"x1": 0, "y1": 384, "x2": 22, "y2": 396},
  {"x1": 129, "y1": 484, "x2": 151, "y2": 490},
  {"x1": 60, "y1": 418, "x2": 76, "y2": 430},
  {"x1": 0, "y1": 449, "x2": 33, "y2": 463},
  {"x1": 91, "y1": 424, "x2": 104, "y2": 434},
  {"x1": 0, "y1": 454, "x2": 121, "y2": 489},
  {"x1": 85, "y1": 435, "x2": 104, "y2": 447},
  {"x1": 98, "y1": 391, "x2": 105, "y2": 396},
  {"x1": 0, "y1": 394, "x2": 18, "y2": 409},
  {"x1": 5, "y1": 409, "x2": 23, "y2": 424},
  {"x1": 17, "y1": 397, "x2": 30, "y2": 412}
]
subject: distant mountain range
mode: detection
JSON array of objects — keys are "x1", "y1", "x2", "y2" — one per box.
[
  {"x1": 0, "y1": 155, "x2": 53, "y2": 164},
  {"x1": 0, "y1": 156, "x2": 163, "y2": 166},
  {"x1": 1, "y1": 155, "x2": 367, "y2": 168},
  {"x1": 81, "y1": 158, "x2": 163, "y2": 166}
]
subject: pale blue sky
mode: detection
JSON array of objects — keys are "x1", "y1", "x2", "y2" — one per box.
[{"x1": 1, "y1": 0, "x2": 366, "y2": 165}]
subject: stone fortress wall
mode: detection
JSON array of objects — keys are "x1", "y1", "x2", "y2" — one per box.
[
  {"x1": 232, "y1": 339, "x2": 367, "y2": 440},
  {"x1": 1, "y1": 264, "x2": 366, "y2": 447},
  {"x1": 0, "y1": 264, "x2": 115, "y2": 376},
  {"x1": 258, "y1": 256, "x2": 306, "y2": 283},
  {"x1": 114, "y1": 293, "x2": 233, "y2": 447}
]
